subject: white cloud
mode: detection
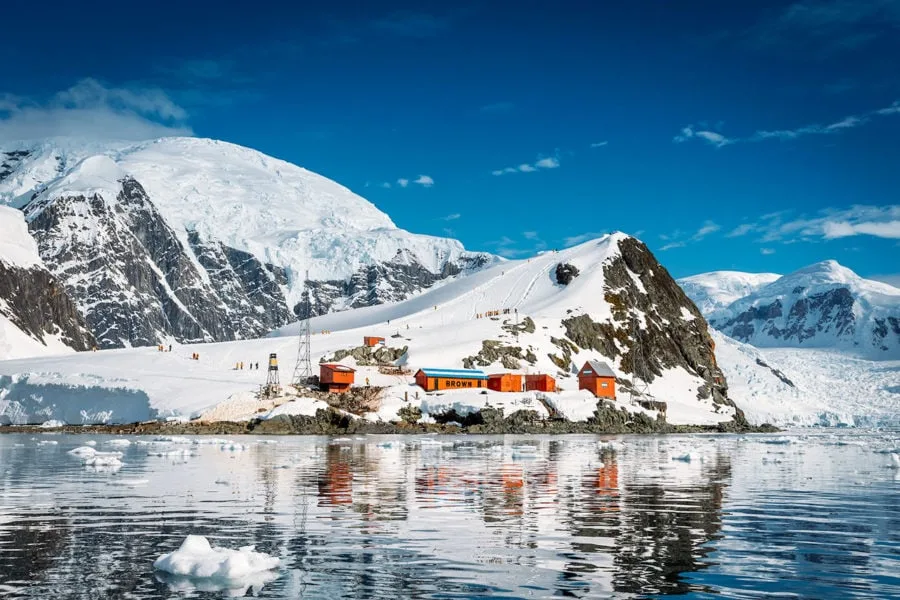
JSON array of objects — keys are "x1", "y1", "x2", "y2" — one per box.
[
  {"x1": 414, "y1": 174, "x2": 434, "y2": 187},
  {"x1": 493, "y1": 152, "x2": 562, "y2": 175},
  {"x1": 738, "y1": 205, "x2": 900, "y2": 243},
  {"x1": 397, "y1": 178, "x2": 409, "y2": 188},
  {"x1": 869, "y1": 273, "x2": 900, "y2": 288},
  {"x1": 693, "y1": 220, "x2": 721, "y2": 240},
  {"x1": 676, "y1": 100, "x2": 900, "y2": 148},
  {"x1": 0, "y1": 78, "x2": 192, "y2": 141},
  {"x1": 760, "y1": 247, "x2": 776, "y2": 255},
  {"x1": 727, "y1": 223, "x2": 756, "y2": 237},
  {"x1": 379, "y1": 182, "x2": 392, "y2": 189},
  {"x1": 522, "y1": 231, "x2": 539, "y2": 240},
  {"x1": 822, "y1": 219, "x2": 900, "y2": 239},
  {"x1": 673, "y1": 125, "x2": 733, "y2": 147},
  {"x1": 660, "y1": 241, "x2": 687, "y2": 251},
  {"x1": 590, "y1": 141, "x2": 609, "y2": 148},
  {"x1": 563, "y1": 231, "x2": 606, "y2": 246},
  {"x1": 441, "y1": 213, "x2": 461, "y2": 221}
]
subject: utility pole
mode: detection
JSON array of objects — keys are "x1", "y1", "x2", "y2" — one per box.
[
  {"x1": 628, "y1": 314, "x2": 649, "y2": 405},
  {"x1": 265, "y1": 353, "x2": 281, "y2": 398},
  {"x1": 292, "y1": 270, "x2": 313, "y2": 389}
]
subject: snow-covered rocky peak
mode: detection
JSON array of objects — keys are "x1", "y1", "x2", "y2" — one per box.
[
  {"x1": 0, "y1": 206, "x2": 95, "y2": 359},
  {"x1": 708, "y1": 261, "x2": 900, "y2": 358},
  {"x1": 1, "y1": 136, "x2": 497, "y2": 348},
  {"x1": 678, "y1": 271, "x2": 782, "y2": 316}
]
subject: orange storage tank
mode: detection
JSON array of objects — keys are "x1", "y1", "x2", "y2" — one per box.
[{"x1": 487, "y1": 373, "x2": 523, "y2": 392}]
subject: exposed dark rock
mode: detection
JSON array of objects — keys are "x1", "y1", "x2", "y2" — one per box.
[
  {"x1": 295, "y1": 251, "x2": 492, "y2": 317},
  {"x1": 0, "y1": 259, "x2": 95, "y2": 351},
  {"x1": 555, "y1": 262, "x2": 580, "y2": 285},
  {"x1": 462, "y1": 340, "x2": 537, "y2": 369},
  {"x1": 322, "y1": 345, "x2": 408, "y2": 366},
  {"x1": 754, "y1": 358, "x2": 795, "y2": 387},
  {"x1": 548, "y1": 336, "x2": 579, "y2": 372},
  {"x1": 502, "y1": 316, "x2": 536, "y2": 335}
]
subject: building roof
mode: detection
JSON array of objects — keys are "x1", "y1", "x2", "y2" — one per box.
[
  {"x1": 320, "y1": 363, "x2": 356, "y2": 372},
  {"x1": 488, "y1": 373, "x2": 521, "y2": 378},
  {"x1": 581, "y1": 360, "x2": 616, "y2": 378},
  {"x1": 416, "y1": 368, "x2": 488, "y2": 380}
]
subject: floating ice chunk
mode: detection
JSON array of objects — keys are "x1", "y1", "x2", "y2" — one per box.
[
  {"x1": 154, "y1": 436, "x2": 193, "y2": 445},
  {"x1": 83, "y1": 455, "x2": 124, "y2": 467},
  {"x1": 40, "y1": 420, "x2": 66, "y2": 428},
  {"x1": 85, "y1": 440, "x2": 98, "y2": 446},
  {"x1": 257, "y1": 440, "x2": 279, "y2": 445},
  {"x1": 152, "y1": 535, "x2": 280, "y2": 584},
  {"x1": 193, "y1": 438, "x2": 231, "y2": 446},
  {"x1": 68, "y1": 446, "x2": 98, "y2": 457},
  {"x1": 108, "y1": 478, "x2": 149, "y2": 486},
  {"x1": 220, "y1": 443, "x2": 248, "y2": 452},
  {"x1": 37, "y1": 440, "x2": 59, "y2": 446},
  {"x1": 890, "y1": 454, "x2": 900, "y2": 470},
  {"x1": 105, "y1": 439, "x2": 132, "y2": 447},
  {"x1": 761, "y1": 437, "x2": 792, "y2": 445}
]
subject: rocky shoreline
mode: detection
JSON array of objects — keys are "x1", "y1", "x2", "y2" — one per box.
[{"x1": 0, "y1": 404, "x2": 779, "y2": 436}]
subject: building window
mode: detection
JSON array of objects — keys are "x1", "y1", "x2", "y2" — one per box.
[{"x1": 601, "y1": 382, "x2": 608, "y2": 387}]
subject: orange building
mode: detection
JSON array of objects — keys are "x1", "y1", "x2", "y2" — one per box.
[
  {"x1": 524, "y1": 374, "x2": 556, "y2": 392},
  {"x1": 487, "y1": 373, "x2": 523, "y2": 392},
  {"x1": 578, "y1": 360, "x2": 617, "y2": 399},
  {"x1": 319, "y1": 363, "x2": 356, "y2": 393},
  {"x1": 414, "y1": 368, "x2": 488, "y2": 391},
  {"x1": 363, "y1": 336, "x2": 385, "y2": 347}
]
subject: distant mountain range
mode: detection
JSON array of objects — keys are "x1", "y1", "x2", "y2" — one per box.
[{"x1": 679, "y1": 262, "x2": 900, "y2": 359}]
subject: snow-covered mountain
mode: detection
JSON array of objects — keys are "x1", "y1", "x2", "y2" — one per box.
[
  {"x1": 0, "y1": 205, "x2": 94, "y2": 359},
  {"x1": 0, "y1": 138, "x2": 496, "y2": 348},
  {"x1": 705, "y1": 261, "x2": 900, "y2": 359},
  {"x1": 0, "y1": 233, "x2": 747, "y2": 427},
  {"x1": 677, "y1": 271, "x2": 781, "y2": 316}
]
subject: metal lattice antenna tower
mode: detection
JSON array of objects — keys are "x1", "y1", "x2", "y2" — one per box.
[
  {"x1": 292, "y1": 270, "x2": 313, "y2": 387},
  {"x1": 628, "y1": 315, "x2": 650, "y2": 404}
]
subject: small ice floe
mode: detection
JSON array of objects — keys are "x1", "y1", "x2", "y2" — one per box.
[
  {"x1": 85, "y1": 440, "x2": 98, "y2": 447},
  {"x1": 37, "y1": 440, "x2": 59, "y2": 446},
  {"x1": 83, "y1": 454, "x2": 124, "y2": 467},
  {"x1": 762, "y1": 437, "x2": 793, "y2": 445},
  {"x1": 193, "y1": 438, "x2": 231, "y2": 446},
  {"x1": 152, "y1": 535, "x2": 280, "y2": 594},
  {"x1": 597, "y1": 440, "x2": 622, "y2": 452},
  {"x1": 154, "y1": 436, "x2": 193, "y2": 445},
  {"x1": 419, "y1": 438, "x2": 444, "y2": 448},
  {"x1": 889, "y1": 453, "x2": 900, "y2": 470},
  {"x1": 104, "y1": 439, "x2": 132, "y2": 448},
  {"x1": 256, "y1": 439, "x2": 279, "y2": 445},
  {"x1": 108, "y1": 478, "x2": 149, "y2": 486},
  {"x1": 219, "y1": 443, "x2": 248, "y2": 452},
  {"x1": 377, "y1": 441, "x2": 404, "y2": 450},
  {"x1": 68, "y1": 446, "x2": 98, "y2": 457}
]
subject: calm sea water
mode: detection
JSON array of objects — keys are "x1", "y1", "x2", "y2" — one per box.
[{"x1": 0, "y1": 432, "x2": 898, "y2": 599}]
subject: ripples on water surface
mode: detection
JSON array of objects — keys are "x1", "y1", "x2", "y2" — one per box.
[{"x1": 0, "y1": 432, "x2": 898, "y2": 599}]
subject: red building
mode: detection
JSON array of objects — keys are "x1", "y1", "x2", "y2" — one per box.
[
  {"x1": 319, "y1": 363, "x2": 356, "y2": 393},
  {"x1": 487, "y1": 373, "x2": 523, "y2": 392},
  {"x1": 363, "y1": 336, "x2": 385, "y2": 347},
  {"x1": 578, "y1": 360, "x2": 616, "y2": 399},
  {"x1": 524, "y1": 374, "x2": 556, "y2": 392}
]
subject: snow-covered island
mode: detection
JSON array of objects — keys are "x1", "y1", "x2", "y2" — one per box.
[{"x1": 0, "y1": 137, "x2": 897, "y2": 433}]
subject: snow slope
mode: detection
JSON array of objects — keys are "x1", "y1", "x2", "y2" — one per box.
[
  {"x1": 678, "y1": 271, "x2": 781, "y2": 316},
  {"x1": 0, "y1": 234, "x2": 736, "y2": 426},
  {"x1": 709, "y1": 261, "x2": 900, "y2": 359},
  {"x1": 712, "y1": 331, "x2": 899, "y2": 427}
]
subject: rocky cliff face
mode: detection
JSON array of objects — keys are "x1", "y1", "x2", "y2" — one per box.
[
  {"x1": 0, "y1": 260, "x2": 95, "y2": 352},
  {"x1": 555, "y1": 237, "x2": 734, "y2": 410},
  {"x1": 25, "y1": 176, "x2": 294, "y2": 347}
]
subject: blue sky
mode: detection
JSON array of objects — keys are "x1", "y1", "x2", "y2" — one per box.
[{"x1": 1, "y1": 0, "x2": 898, "y2": 283}]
